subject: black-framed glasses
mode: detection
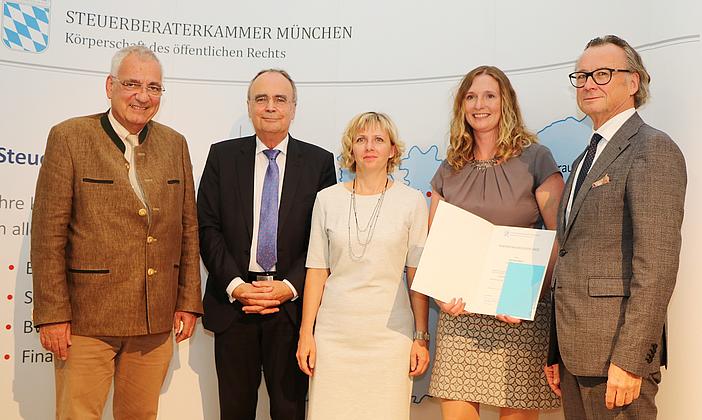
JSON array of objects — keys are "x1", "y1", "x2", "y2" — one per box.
[
  {"x1": 112, "y1": 76, "x2": 165, "y2": 96},
  {"x1": 568, "y1": 68, "x2": 632, "y2": 88}
]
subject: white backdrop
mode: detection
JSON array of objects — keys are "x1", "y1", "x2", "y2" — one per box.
[{"x1": 1, "y1": 1, "x2": 700, "y2": 419}]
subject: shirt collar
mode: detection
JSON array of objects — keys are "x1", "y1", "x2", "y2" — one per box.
[
  {"x1": 256, "y1": 135, "x2": 289, "y2": 156},
  {"x1": 108, "y1": 109, "x2": 145, "y2": 146},
  {"x1": 593, "y1": 107, "x2": 636, "y2": 142}
]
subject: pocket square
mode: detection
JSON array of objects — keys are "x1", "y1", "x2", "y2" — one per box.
[{"x1": 592, "y1": 174, "x2": 610, "y2": 188}]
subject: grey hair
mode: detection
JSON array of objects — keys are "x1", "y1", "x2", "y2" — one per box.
[
  {"x1": 247, "y1": 69, "x2": 297, "y2": 104},
  {"x1": 110, "y1": 45, "x2": 162, "y2": 77},
  {"x1": 584, "y1": 35, "x2": 651, "y2": 107}
]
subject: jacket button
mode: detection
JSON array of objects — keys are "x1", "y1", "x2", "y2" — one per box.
[
  {"x1": 146, "y1": 236, "x2": 156, "y2": 244},
  {"x1": 559, "y1": 249, "x2": 567, "y2": 257},
  {"x1": 147, "y1": 268, "x2": 157, "y2": 276},
  {"x1": 138, "y1": 208, "x2": 147, "y2": 217}
]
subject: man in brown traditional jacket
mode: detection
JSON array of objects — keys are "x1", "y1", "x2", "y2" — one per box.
[{"x1": 31, "y1": 45, "x2": 203, "y2": 420}]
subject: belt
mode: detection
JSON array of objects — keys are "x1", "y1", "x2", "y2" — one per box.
[{"x1": 247, "y1": 271, "x2": 276, "y2": 281}]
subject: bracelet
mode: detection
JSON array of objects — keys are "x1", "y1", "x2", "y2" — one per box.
[{"x1": 413, "y1": 331, "x2": 430, "y2": 341}]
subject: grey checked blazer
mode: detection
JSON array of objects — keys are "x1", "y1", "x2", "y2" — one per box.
[{"x1": 551, "y1": 112, "x2": 686, "y2": 377}]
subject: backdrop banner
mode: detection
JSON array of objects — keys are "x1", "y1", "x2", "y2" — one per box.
[{"x1": 1, "y1": 1, "x2": 700, "y2": 419}]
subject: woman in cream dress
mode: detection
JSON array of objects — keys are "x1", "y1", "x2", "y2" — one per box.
[{"x1": 296, "y1": 112, "x2": 430, "y2": 420}]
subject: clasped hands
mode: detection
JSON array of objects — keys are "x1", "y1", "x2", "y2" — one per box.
[
  {"x1": 435, "y1": 297, "x2": 522, "y2": 324},
  {"x1": 233, "y1": 280, "x2": 293, "y2": 315}
]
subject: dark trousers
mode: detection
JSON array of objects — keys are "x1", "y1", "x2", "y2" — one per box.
[
  {"x1": 214, "y1": 310, "x2": 307, "y2": 420},
  {"x1": 559, "y1": 362, "x2": 661, "y2": 420}
]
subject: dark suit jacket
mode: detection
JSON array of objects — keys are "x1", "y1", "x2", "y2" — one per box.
[
  {"x1": 198, "y1": 135, "x2": 336, "y2": 333},
  {"x1": 551, "y1": 112, "x2": 686, "y2": 377},
  {"x1": 31, "y1": 113, "x2": 203, "y2": 336}
]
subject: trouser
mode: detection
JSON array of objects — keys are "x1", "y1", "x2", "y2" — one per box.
[
  {"x1": 54, "y1": 332, "x2": 172, "y2": 420},
  {"x1": 214, "y1": 310, "x2": 307, "y2": 420},
  {"x1": 559, "y1": 361, "x2": 661, "y2": 420}
]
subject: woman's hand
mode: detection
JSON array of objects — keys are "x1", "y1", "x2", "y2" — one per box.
[
  {"x1": 409, "y1": 339, "x2": 430, "y2": 377},
  {"x1": 436, "y1": 297, "x2": 470, "y2": 316},
  {"x1": 495, "y1": 314, "x2": 523, "y2": 324},
  {"x1": 296, "y1": 332, "x2": 316, "y2": 377}
]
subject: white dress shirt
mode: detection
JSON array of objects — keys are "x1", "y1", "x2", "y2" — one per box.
[
  {"x1": 565, "y1": 107, "x2": 636, "y2": 220},
  {"x1": 226, "y1": 135, "x2": 299, "y2": 302},
  {"x1": 108, "y1": 110, "x2": 146, "y2": 206}
]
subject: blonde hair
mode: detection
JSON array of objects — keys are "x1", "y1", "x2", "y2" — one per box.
[
  {"x1": 340, "y1": 112, "x2": 405, "y2": 173},
  {"x1": 447, "y1": 66, "x2": 537, "y2": 170}
]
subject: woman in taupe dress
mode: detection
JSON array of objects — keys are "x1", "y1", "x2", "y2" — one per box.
[{"x1": 428, "y1": 66, "x2": 565, "y2": 420}]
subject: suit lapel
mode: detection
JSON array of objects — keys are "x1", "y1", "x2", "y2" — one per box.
[
  {"x1": 564, "y1": 113, "x2": 643, "y2": 239},
  {"x1": 236, "y1": 136, "x2": 256, "y2": 241},
  {"x1": 278, "y1": 136, "x2": 302, "y2": 230}
]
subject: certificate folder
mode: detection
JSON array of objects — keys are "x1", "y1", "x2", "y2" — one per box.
[{"x1": 411, "y1": 200, "x2": 555, "y2": 320}]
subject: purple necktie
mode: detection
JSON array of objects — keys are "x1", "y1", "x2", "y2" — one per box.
[
  {"x1": 573, "y1": 133, "x2": 603, "y2": 199},
  {"x1": 257, "y1": 149, "x2": 281, "y2": 272}
]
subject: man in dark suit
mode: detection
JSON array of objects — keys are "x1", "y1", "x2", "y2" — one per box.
[
  {"x1": 198, "y1": 69, "x2": 336, "y2": 420},
  {"x1": 545, "y1": 35, "x2": 687, "y2": 419}
]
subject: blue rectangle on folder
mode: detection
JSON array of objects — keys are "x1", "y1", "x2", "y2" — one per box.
[{"x1": 495, "y1": 262, "x2": 545, "y2": 319}]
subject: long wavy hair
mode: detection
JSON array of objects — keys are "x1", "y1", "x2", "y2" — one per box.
[{"x1": 447, "y1": 66, "x2": 537, "y2": 170}]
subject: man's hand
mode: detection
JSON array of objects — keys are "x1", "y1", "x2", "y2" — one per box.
[
  {"x1": 233, "y1": 280, "x2": 293, "y2": 315},
  {"x1": 173, "y1": 311, "x2": 197, "y2": 343},
  {"x1": 544, "y1": 364, "x2": 561, "y2": 397},
  {"x1": 39, "y1": 322, "x2": 72, "y2": 361},
  {"x1": 606, "y1": 362, "x2": 642, "y2": 409},
  {"x1": 252, "y1": 280, "x2": 294, "y2": 303}
]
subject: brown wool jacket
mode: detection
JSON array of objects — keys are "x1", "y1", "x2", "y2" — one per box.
[{"x1": 31, "y1": 112, "x2": 203, "y2": 336}]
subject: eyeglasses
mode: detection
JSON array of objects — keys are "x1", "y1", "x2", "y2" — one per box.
[
  {"x1": 250, "y1": 95, "x2": 292, "y2": 108},
  {"x1": 112, "y1": 76, "x2": 165, "y2": 96},
  {"x1": 568, "y1": 68, "x2": 632, "y2": 88}
]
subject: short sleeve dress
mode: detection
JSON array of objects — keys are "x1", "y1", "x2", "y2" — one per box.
[
  {"x1": 305, "y1": 182, "x2": 428, "y2": 420},
  {"x1": 428, "y1": 143, "x2": 562, "y2": 409}
]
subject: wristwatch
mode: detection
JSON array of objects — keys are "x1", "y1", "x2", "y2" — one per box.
[{"x1": 413, "y1": 331, "x2": 430, "y2": 341}]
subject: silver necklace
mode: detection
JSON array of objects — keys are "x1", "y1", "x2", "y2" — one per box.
[
  {"x1": 347, "y1": 178, "x2": 388, "y2": 261},
  {"x1": 469, "y1": 157, "x2": 499, "y2": 170}
]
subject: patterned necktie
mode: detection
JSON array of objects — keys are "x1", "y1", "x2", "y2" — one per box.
[
  {"x1": 257, "y1": 149, "x2": 281, "y2": 272},
  {"x1": 572, "y1": 133, "x2": 603, "y2": 199},
  {"x1": 125, "y1": 134, "x2": 146, "y2": 205}
]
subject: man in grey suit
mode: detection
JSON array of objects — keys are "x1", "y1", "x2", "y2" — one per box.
[{"x1": 544, "y1": 35, "x2": 686, "y2": 419}]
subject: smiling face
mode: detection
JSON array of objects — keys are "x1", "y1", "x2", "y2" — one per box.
[
  {"x1": 247, "y1": 71, "x2": 296, "y2": 146},
  {"x1": 575, "y1": 43, "x2": 639, "y2": 129},
  {"x1": 463, "y1": 74, "x2": 502, "y2": 138},
  {"x1": 351, "y1": 124, "x2": 396, "y2": 174},
  {"x1": 105, "y1": 53, "x2": 162, "y2": 134}
]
